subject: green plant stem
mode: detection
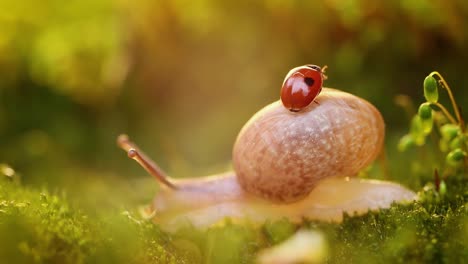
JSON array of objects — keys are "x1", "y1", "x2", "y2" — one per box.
[
  {"x1": 431, "y1": 102, "x2": 458, "y2": 125},
  {"x1": 430, "y1": 72, "x2": 465, "y2": 132},
  {"x1": 430, "y1": 72, "x2": 468, "y2": 171},
  {"x1": 430, "y1": 71, "x2": 468, "y2": 172}
]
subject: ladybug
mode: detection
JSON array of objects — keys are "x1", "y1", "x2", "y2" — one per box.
[{"x1": 280, "y1": 64, "x2": 327, "y2": 112}]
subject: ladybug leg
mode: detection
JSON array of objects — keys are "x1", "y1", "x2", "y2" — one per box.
[
  {"x1": 321, "y1": 65, "x2": 328, "y2": 80},
  {"x1": 313, "y1": 100, "x2": 320, "y2": 105}
]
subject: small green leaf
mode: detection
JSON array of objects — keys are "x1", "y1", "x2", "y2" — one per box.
[
  {"x1": 449, "y1": 137, "x2": 462, "y2": 150},
  {"x1": 439, "y1": 180, "x2": 447, "y2": 196},
  {"x1": 418, "y1": 103, "x2": 433, "y2": 134},
  {"x1": 439, "y1": 138, "x2": 449, "y2": 152},
  {"x1": 440, "y1": 124, "x2": 460, "y2": 141},
  {"x1": 446, "y1": 148, "x2": 467, "y2": 167},
  {"x1": 418, "y1": 103, "x2": 432, "y2": 120},
  {"x1": 423, "y1": 75, "x2": 438, "y2": 103},
  {"x1": 398, "y1": 134, "x2": 415, "y2": 152},
  {"x1": 410, "y1": 116, "x2": 425, "y2": 145},
  {"x1": 420, "y1": 119, "x2": 433, "y2": 135}
]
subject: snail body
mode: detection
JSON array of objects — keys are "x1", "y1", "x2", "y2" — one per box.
[
  {"x1": 151, "y1": 175, "x2": 415, "y2": 230},
  {"x1": 118, "y1": 67, "x2": 416, "y2": 230}
]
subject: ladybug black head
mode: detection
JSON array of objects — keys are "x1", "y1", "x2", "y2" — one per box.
[{"x1": 306, "y1": 65, "x2": 321, "y2": 72}]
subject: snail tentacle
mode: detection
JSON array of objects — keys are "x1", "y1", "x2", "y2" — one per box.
[{"x1": 117, "y1": 134, "x2": 178, "y2": 189}]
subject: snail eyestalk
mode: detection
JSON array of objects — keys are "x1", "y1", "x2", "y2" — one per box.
[{"x1": 117, "y1": 134, "x2": 178, "y2": 189}]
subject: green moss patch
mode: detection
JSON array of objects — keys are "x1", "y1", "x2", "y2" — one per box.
[
  {"x1": 0, "y1": 178, "x2": 185, "y2": 263},
  {"x1": 0, "y1": 172, "x2": 466, "y2": 263}
]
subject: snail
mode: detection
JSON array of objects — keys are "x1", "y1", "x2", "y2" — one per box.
[{"x1": 117, "y1": 65, "x2": 416, "y2": 230}]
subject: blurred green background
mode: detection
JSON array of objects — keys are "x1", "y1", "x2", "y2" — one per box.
[{"x1": 1, "y1": 0, "x2": 468, "y2": 208}]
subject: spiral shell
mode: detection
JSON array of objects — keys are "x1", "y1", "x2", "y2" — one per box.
[{"x1": 233, "y1": 88, "x2": 385, "y2": 203}]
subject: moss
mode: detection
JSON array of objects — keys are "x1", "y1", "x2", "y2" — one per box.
[
  {"x1": 0, "y1": 178, "x2": 186, "y2": 263},
  {"x1": 263, "y1": 218, "x2": 296, "y2": 245},
  {"x1": 310, "y1": 174, "x2": 467, "y2": 263},
  {"x1": 0, "y1": 173, "x2": 466, "y2": 264}
]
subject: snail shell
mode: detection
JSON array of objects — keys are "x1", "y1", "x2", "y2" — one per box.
[{"x1": 233, "y1": 88, "x2": 385, "y2": 203}]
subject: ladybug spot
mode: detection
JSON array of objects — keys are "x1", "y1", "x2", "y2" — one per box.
[{"x1": 304, "y1": 77, "x2": 315, "y2": 86}]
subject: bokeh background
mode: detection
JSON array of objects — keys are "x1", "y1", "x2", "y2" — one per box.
[{"x1": 1, "y1": 0, "x2": 468, "y2": 209}]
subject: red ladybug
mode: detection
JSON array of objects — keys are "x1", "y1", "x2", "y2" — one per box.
[{"x1": 280, "y1": 65, "x2": 327, "y2": 112}]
